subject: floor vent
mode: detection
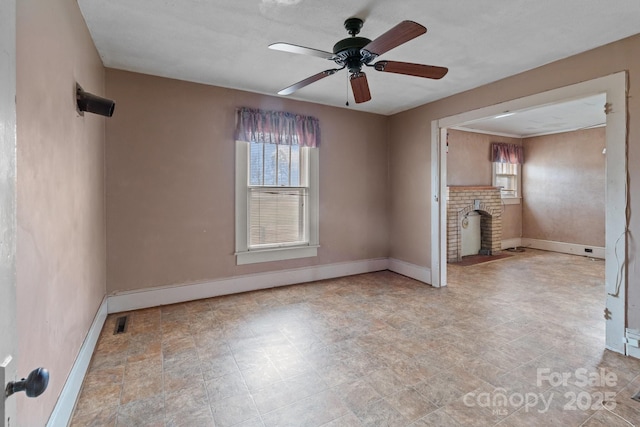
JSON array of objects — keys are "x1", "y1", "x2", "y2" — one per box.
[
  {"x1": 114, "y1": 315, "x2": 129, "y2": 335},
  {"x1": 632, "y1": 390, "x2": 640, "y2": 403}
]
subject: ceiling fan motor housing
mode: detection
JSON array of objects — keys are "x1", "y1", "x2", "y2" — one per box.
[
  {"x1": 333, "y1": 37, "x2": 372, "y2": 73},
  {"x1": 333, "y1": 18, "x2": 375, "y2": 74}
]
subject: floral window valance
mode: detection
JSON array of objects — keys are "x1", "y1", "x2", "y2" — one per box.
[
  {"x1": 491, "y1": 142, "x2": 524, "y2": 164},
  {"x1": 234, "y1": 107, "x2": 320, "y2": 148}
]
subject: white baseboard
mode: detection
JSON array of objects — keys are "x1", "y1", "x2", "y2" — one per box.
[
  {"x1": 388, "y1": 258, "x2": 431, "y2": 284},
  {"x1": 501, "y1": 238, "x2": 523, "y2": 250},
  {"x1": 626, "y1": 345, "x2": 640, "y2": 359},
  {"x1": 107, "y1": 258, "x2": 390, "y2": 313},
  {"x1": 47, "y1": 297, "x2": 108, "y2": 427},
  {"x1": 625, "y1": 329, "x2": 640, "y2": 359},
  {"x1": 521, "y1": 238, "x2": 605, "y2": 259}
]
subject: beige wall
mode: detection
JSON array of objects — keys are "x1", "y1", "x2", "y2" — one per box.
[
  {"x1": 105, "y1": 69, "x2": 389, "y2": 292},
  {"x1": 446, "y1": 127, "x2": 605, "y2": 244},
  {"x1": 389, "y1": 33, "x2": 640, "y2": 330},
  {"x1": 16, "y1": 0, "x2": 106, "y2": 425},
  {"x1": 522, "y1": 127, "x2": 606, "y2": 246},
  {"x1": 447, "y1": 129, "x2": 521, "y2": 186},
  {"x1": 446, "y1": 129, "x2": 522, "y2": 240},
  {"x1": 388, "y1": 107, "x2": 432, "y2": 265},
  {"x1": 501, "y1": 204, "x2": 522, "y2": 242}
]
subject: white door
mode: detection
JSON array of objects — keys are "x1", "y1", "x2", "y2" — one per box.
[{"x1": 1, "y1": 0, "x2": 18, "y2": 425}]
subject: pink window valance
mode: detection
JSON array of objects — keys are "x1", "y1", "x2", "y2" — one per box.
[
  {"x1": 235, "y1": 107, "x2": 320, "y2": 147},
  {"x1": 491, "y1": 142, "x2": 523, "y2": 164}
]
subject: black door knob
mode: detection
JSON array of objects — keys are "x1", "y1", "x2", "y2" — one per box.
[{"x1": 5, "y1": 367, "x2": 49, "y2": 398}]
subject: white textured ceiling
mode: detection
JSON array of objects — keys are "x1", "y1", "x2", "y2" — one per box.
[
  {"x1": 454, "y1": 93, "x2": 607, "y2": 137},
  {"x1": 78, "y1": 0, "x2": 640, "y2": 116}
]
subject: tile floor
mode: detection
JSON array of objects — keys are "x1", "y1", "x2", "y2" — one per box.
[{"x1": 70, "y1": 249, "x2": 640, "y2": 426}]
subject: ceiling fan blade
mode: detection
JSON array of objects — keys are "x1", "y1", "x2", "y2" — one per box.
[
  {"x1": 374, "y1": 60, "x2": 448, "y2": 79},
  {"x1": 350, "y1": 72, "x2": 372, "y2": 103},
  {"x1": 269, "y1": 42, "x2": 336, "y2": 60},
  {"x1": 362, "y1": 21, "x2": 426, "y2": 57},
  {"x1": 278, "y1": 69, "x2": 341, "y2": 96}
]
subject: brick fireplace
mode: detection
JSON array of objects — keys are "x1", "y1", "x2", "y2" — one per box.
[{"x1": 447, "y1": 186, "x2": 502, "y2": 262}]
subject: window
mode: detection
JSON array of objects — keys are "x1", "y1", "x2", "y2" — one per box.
[
  {"x1": 234, "y1": 107, "x2": 319, "y2": 265},
  {"x1": 490, "y1": 142, "x2": 523, "y2": 203},
  {"x1": 493, "y1": 162, "x2": 521, "y2": 200},
  {"x1": 248, "y1": 142, "x2": 307, "y2": 248}
]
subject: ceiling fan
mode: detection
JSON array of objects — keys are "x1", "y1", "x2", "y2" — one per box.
[{"x1": 269, "y1": 17, "x2": 448, "y2": 104}]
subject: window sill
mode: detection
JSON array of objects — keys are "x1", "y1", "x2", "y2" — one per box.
[
  {"x1": 501, "y1": 197, "x2": 521, "y2": 205},
  {"x1": 236, "y1": 245, "x2": 319, "y2": 265}
]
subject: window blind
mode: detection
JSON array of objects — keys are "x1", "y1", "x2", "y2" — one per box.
[{"x1": 248, "y1": 187, "x2": 307, "y2": 247}]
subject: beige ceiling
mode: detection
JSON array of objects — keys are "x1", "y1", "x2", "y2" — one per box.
[{"x1": 78, "y1": 0, "x2": 640, "y2": 116}]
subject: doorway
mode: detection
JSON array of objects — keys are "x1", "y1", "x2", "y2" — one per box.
[{"x1": 430, "y1": 72, "x2": 628, "y2": 355}]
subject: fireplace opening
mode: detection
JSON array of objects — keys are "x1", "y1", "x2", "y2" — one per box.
[
  {"x1": 461, "y1": 211, "x2": 481, "y2": 257},
  {"x1": 447, "y1": 186, "x2": 502, "y2": 262}
]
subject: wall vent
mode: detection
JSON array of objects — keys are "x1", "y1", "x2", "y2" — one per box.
[{"x1": 114, "y1": 315, "x2": 129, "y2": 335}]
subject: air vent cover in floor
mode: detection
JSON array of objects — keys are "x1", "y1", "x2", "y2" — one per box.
[{"x1": 113, "y1": 315, "x2": 128, "y2": 335}]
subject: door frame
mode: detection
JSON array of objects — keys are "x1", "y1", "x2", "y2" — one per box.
[
  {"x1": 0, "y1": 0, "x2": 18, "y2": 424},
  {"x1": 430, "y1": 72, "x2": 628, "y2": 354}
]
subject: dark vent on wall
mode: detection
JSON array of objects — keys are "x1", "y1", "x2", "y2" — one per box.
[{"x1": 114, "y1": 315, "x2": 129, "y2": 335}]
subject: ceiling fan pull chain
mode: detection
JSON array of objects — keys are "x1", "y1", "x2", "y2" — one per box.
[{"x1": 345, "y1": 73, "x2": 350, "y2": 106}]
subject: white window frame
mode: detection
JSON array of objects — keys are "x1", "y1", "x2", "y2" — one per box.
[
  {"x1": 235, "y1": 141, "x2": 319, "y2": 265},
  {"x1": 492, "y1": 162, "x2": 521, "y2": 205}
]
